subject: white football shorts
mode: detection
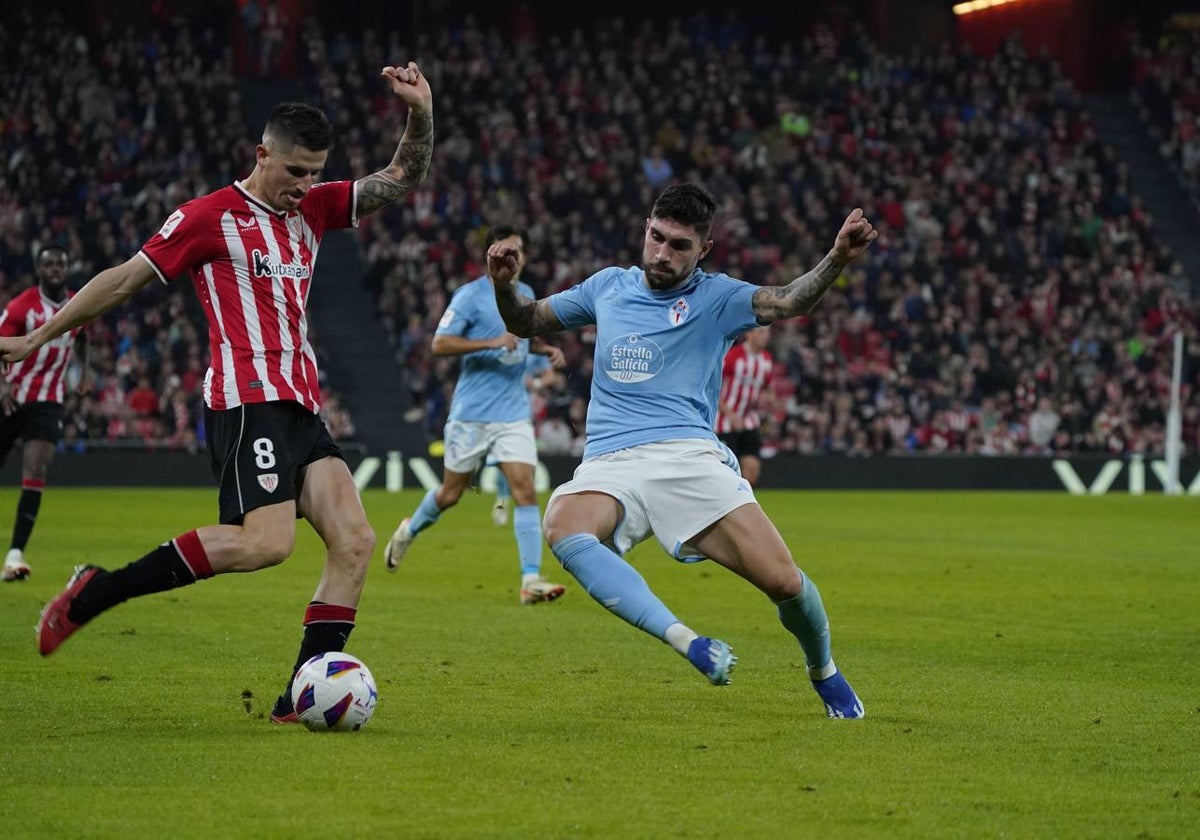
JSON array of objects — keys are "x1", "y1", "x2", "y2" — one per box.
[
  {"x1": 443, "y1": 420, "x2": 537, "y2": 474},
  {"x1": 548, "y1": 438, "x2": 756, "y2": 561}
]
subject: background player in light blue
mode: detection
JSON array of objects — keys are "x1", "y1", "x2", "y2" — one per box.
[
  {"x1": 385, "y1": 226, "x2": 567, "y2": 605},
  {"x1": 488, "y1": 351, "x2": 552, "y2": 527},
  {"x1": 487, "y1": 183, "x2": 877, "y2": 718}
]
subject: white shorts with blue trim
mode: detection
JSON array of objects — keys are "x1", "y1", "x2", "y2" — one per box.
[
  {"x1": 444, "y1": 420, "x2": 537, "y2": 474},
  {"x1": 548, "y1": 439, "x2": 756, "y2": 560}
]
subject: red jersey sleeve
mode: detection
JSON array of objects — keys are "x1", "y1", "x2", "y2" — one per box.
[
  {"x1": 139, "y1": 200, "x2": 220, "y2": 283},
  {"x1": 299, "y1": 180, "x2": 356, "y2": 240},
  {"x1": 0, "y1": 295, "x2": 24, "y2": 338}
]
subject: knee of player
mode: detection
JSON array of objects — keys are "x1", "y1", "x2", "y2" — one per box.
[
  {"x1": 437, "y1": 484, "x2": 466, "y2": 507},
  {"x1": 767, "y1": 564, "x2": 804, "y2": 601},
  {"x1": 541, "y1": 511, "x2": 566, "y2": 546},
  {"x1": 345, "y1": 522, "x2": 377, "y2": 561},
  {"x1": 252, "y1": 532, "x2": 296, "y2": 568}
]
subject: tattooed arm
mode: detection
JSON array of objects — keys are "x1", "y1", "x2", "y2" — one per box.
[
  {"x1": 486, "y1": 243, "x2": 564, "y2": 338},
  {"x1": 355, "y1": 62, "x2": 434, "y2": 218},
  {"x1": 752, "y1": 208, "x2": 878, "y2": 323}
]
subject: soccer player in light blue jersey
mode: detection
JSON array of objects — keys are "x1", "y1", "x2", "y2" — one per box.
[
  {"x1": 487, "y1": 183, "x2": 877, "y2": 718},
  {"x1": 384, "y1": 226, "x2": 568, "y2": 605},
  {"x1": 489, "y1": 351, "x2": 553, "y2": 527}
]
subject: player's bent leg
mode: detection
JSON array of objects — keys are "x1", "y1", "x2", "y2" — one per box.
[
  {"x1": 547, "y1": 493, "x2": 728, "y2": 681},
  {"x1": 687, "y1": 503, "x2": 800, "y2": 601},
  {"x1": 6, "y1": 436, "x2": 54, "y2": 580},
  {"x1": 385, "y1": 469, "x2": 474, "y2": 571},
  {"x1": 6, "y1": 440, "x2": 54, "y2": 582},
  {"x1": 688, "y1": 504, "x2": 864, "y2": 717},
  {"x1": 500, "y1": 461, "x2": 565, "y2": 604},
  {"x1": 272, "y1": 458, "x2": 374, "y2": 722},
  {"x1": 298, "y1": 457, "x2": 376, "y2": 607},
  {"x1": 35, "y1": 524, "x2": 237, "y2": 656},
  {"x1": 198, "y1": 502, "x2": 298, "y2": 573}
]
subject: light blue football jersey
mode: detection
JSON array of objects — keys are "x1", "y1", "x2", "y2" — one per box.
[
  {"x1": 548, "y1": 266, "x2": 760, "y2": 459},
  {"x1": 437, "y1": 275, "x2": 536, "y2": 423}
]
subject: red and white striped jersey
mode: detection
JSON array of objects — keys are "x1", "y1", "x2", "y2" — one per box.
[
  {"x1": 715, "y1": 342, "x2": 774, "y2": 434},
  {"x1": 0, "y1": 287, "x2": 82, "y2": 405},
  {"x1": 138, "y1": 179, "x2": 357, "y2": 413}
]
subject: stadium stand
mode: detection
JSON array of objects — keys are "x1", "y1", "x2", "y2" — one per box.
[
  {"x1": 3, "y1": 6, "x2": 1197, "y2": 459},
  {"x1": 317, "y1": 13, "x2": 1199, "y2": 457}
]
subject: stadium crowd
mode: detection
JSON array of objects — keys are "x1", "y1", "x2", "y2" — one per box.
[
  {"x1": 2, "y1": 7, "x2": 1197, "y2": 458},
  {"x1": 307, "y1": 12, "x2": 1200, "y2": 458}
]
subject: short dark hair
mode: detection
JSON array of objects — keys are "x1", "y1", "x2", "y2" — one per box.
[
  {"x1": 37, "y1": 244, "x2": 69, "y2": 262},
  {"x1": 650, "y1": 183, "x2": 717, "y2": 237},
  {"x1": 263, "y1": 102, "x2": 333, "y2": 152},
  {"x1": 486, "y1": 224, "x2": 526, "y2": 247}
]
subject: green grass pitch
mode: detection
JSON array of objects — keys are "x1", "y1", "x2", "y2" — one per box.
[{"x1": 0, "y1": 487, "x2": 1196, "y2": 839}]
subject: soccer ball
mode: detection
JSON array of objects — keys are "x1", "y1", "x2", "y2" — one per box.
[{"x1": 291, "y1": 652, "x2": 378, "y2": 732}]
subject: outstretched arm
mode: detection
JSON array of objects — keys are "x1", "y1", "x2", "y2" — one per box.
[
  {"x1": 355, "y1": 62, "x2": 434, "y2": 218},
  {"x1": 430, "y1": 333, "x2": 517, "y2": 356},
  {"x1": 752, "y1": 208, "x2": 877, "y2": 322},
  {"x1": 0, "y1": 256, "x2": 156, "y2": 363},
  {"x1": 487, "y1": 243, "x2": 563, "y2": 338}
]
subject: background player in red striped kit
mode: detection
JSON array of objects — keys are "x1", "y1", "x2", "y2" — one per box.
[
  {"x1": 0, "y1": 245, "x2": 87, "y2": 582},
  {"x1": 0, "y1": 62, "x2": 433, "y2": 724},
  {"x1": 715, "y1": 325, "x2": 774, "y2": 487}
]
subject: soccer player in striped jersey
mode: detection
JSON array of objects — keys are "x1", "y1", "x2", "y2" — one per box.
[
  {"x1": 0, "y1": 245, "x2": 88, "y2": 582},
  {"x1": 488, "y1": 183, "x2": 876, "y2": 718},
  {"x1": 0, "y1": 62, "x2": 433, "y2": 724},
  {"x1": 715, "y1": 324, "x2": 774, "y2": 486}
]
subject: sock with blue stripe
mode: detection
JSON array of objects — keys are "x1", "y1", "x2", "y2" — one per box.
[
  {"x1": 551, "y1": 534, "x2": 680, "y2": 640},
  {"x1": 513, "y1": 505, "x2": 542, "y2": 577},
  {"x1": 776, "y1": 569, "x2": 835, "y2": 678},
  {"x1": 408, "y1": 488, "x2": 442, "y2": 536}
]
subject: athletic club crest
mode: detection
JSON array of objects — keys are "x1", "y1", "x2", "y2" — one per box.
[
  {"x1": 258, "y1": 473, "x2": 279, "y2": 493},
  {"x1": 668, "y1": 298, "x2": 690, "y2": 326}
]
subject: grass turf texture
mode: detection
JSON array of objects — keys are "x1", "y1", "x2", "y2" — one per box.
[{"x1": 0, "y1": 488, "x2": 1196, "y2": 839}]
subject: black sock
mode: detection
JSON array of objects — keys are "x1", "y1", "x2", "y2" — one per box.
[
  {"x1": 11, "y1": 488, "x2": 42, "y2": 551},
  {"x1": 68, "y1": 543, "x2": 197, "y2": 624},
  {"x1": 274, "y1": 602, "x2": 356, "y2": 714}
]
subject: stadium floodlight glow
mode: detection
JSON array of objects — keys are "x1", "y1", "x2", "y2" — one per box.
[{"x1": 952, "y1": 0, "x2": 1022, "y2": 15}]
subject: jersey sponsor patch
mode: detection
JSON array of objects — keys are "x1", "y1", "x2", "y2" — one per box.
[
  {"x1": 158, "y1": 209, "x2": 185, "y2": 239},
  {"x1": 602, "y1": 333, "x2": 664, "y2": 384},
  {"x1": 437, "y1": 308, "x2": 456, "y2": 331}
]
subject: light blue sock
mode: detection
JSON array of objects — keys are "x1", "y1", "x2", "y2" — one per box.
[
  {"x1": 551, "y1": 534, "x2": 679, "y2": 639},
  {"x1": 495, "y1": 471, "x2": 510, "y2": 503},
  {"x1": 513, "y1": 505, "x2": 542, "y2": 576},
  {"x1": 408, "y1": 488, "x2": 442, "y2": 536},
  {"x1": 776, "y1": 569, "x2": 832, "y2": 671}
]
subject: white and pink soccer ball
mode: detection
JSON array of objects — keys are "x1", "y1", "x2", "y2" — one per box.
[{"x1": 290, "y1": 652, "x2": 378, "y2": 732}]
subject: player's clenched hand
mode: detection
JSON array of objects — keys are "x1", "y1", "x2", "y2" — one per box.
[
  {"x1": 380, "y1": 62, "x2": 433, "y2": 112},
  {"x1": 487, "y1": 243, "x2": 521, "y2": 285},
  {"x1": 492, "y1": 332, "x2": 519, "y2": 352},
  {"x1": 831, "y1": 208, "x2": 878, "y2": 262}
]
